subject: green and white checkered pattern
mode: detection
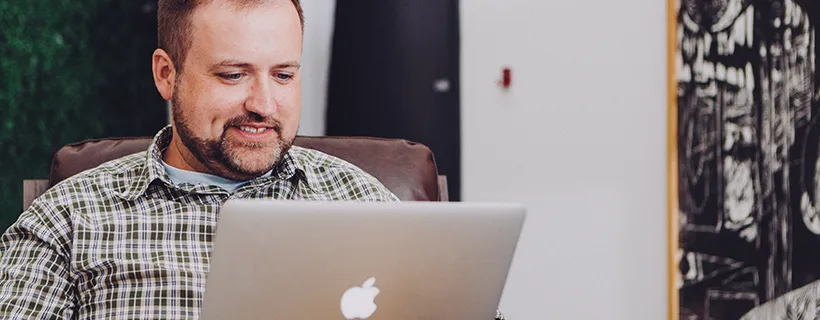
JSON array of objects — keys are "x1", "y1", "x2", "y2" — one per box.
[{"x1": 0, "y1": 126, "x2": 398, "y2": 319}]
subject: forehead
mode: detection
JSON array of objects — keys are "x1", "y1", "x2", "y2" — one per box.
[{"x1": 187, "y1": 0, "x2": 302, "y2": 63}]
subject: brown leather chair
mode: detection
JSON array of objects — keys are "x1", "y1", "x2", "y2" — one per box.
[{"x1": 23, "y1": 136, "x2": 448, "y2": 209}]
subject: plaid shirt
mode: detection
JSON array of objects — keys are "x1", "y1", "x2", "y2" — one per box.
[
  {"x1": 0, "y1": 126, "x2": 508, "y2": 320},
  {"x1": 0, "y1": 126, "x2": 400, "y2": 319}
]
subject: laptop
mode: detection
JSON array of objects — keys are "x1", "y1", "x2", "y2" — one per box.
[{"x1": 200, "y1": 199, "x2": 526, "y2": 320}]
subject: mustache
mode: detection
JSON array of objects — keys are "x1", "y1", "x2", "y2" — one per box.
[{"x1": 223, "y1": 114, "x2": 283, "y2": 134}]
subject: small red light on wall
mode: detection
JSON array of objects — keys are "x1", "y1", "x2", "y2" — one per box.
[{"x1": 499, "y1": 67, "x2": 511, "y2": 89}]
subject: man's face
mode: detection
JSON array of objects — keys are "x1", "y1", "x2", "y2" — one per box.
[{"x1": 171, "y1": 0, "x2": 302, "y2": 181}]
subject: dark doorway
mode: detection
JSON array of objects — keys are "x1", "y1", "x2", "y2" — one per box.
[{"x1": 325, "y1": 0, "x2": 462, "y2": 200}]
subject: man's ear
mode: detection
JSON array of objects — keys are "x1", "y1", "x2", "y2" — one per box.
[{"x1": 152, "y1": 48, "x2": 176, "y2": 101}]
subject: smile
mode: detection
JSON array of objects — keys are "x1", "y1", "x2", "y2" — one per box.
[
  {"x1": 229, "y1": 125, "x2": 277, "y2": 143},
  {"x1": 238, "y1": 126, "x2": 268, "y2": 134}
]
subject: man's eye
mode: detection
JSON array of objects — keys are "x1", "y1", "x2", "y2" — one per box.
[
  {"x1": 275, "y1": 73, "x2": 293, "y2": 81},
  {"x1": 219, "y1": 73, "x2": 243, "y2": 80}
]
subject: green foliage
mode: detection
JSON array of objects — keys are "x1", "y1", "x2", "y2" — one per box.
[{"x1": 0, "y1": 0, "x2": 167, "y2": 230}]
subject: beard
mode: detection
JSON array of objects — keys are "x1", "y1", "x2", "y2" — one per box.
[{"x1": 170, "y1": 91, "x2": 294, "y2": 181}]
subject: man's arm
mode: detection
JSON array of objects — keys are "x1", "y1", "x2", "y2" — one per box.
[{"x1": 0, "y1": 197, "x2": 75, "y2": 318}]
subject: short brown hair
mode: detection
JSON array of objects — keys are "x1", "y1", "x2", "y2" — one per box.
[{"x1": 157, "y1": 0, "x2": 304, "y2": 72}]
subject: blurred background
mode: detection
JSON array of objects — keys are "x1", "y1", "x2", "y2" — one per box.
[
  {"x1": 0, "y1": 1, "x2": 167, "y2": 228},
  {"x1": 0, "y1": 1, "x2": 667, "y2": 319}
]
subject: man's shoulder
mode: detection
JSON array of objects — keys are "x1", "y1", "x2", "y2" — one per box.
[
  {"x1": 36, "y1": 151, "x2": 146, "y2": 205},
  {"x1": 288, "y1": 145, "x2": 362, "y2": 171},
  {"x1": 288, "y1": 145, "x2": 380, "y2": 181},
  {"x1": 289, "y1": 146, "x2": 398, "y2": 201}
]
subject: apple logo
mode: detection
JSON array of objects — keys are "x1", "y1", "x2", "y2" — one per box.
[{"x1": 340, "y1": 277, "x2": 380, "y2": 319}]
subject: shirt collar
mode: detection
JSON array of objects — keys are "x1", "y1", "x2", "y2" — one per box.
[{"x1": 117, "y1": 126, "x2": 317, "y2": 200}]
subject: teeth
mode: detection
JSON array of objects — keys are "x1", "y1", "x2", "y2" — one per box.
[{"x1": 239, "y1": 126, "x2": 267, "y2": 134}]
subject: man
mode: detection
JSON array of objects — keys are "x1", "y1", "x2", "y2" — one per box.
[{"x1": 0, "y1": 0, "x2": 506, "y2": 319}]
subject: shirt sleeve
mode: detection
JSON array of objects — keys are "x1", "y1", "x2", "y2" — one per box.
[
  {"x1": 0, "y1": 196, "x2": 75, "y2": 319},
  {"x1": 346, "y1": 170, "x2": 400, "y2": 202},
  {"x1": 373, "y1": 183, "x2": 400, "y2": 202}
]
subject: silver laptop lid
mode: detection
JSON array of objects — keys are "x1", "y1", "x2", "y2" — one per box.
[{"x1": 201, "y1": 200, "x2": 526, "y2": 320}]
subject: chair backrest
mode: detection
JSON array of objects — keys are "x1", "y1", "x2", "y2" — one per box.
[{"x1": 48, "y1": 136, "x2": 445, "y2": 201}]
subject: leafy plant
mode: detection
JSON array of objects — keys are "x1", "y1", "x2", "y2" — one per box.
[{"x1": 0, "y1": 0, "x2": 167, "y2": 230}]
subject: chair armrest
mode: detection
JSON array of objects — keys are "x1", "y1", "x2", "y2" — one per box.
[
  {"x1": 23, "y1": 180, "x2": 50, "y2": 211},
  {"x1": 437, "y1": 175, "x2": 449, "y2": 201}
]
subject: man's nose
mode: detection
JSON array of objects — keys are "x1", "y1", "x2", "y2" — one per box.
[{"x1": 244, "y1": 77, "x2": 277, "y2": 118}]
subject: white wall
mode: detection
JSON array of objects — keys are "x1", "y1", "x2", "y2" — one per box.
[
  {"x1": 298, "y1": 0, "x2": 336, "y2": 136},
  {"x1": 296, "y1": 1, "x2": 669, "y2": 318},
  {"x1": 460, "y1": 1, "x2": 668, "y2": 319}
]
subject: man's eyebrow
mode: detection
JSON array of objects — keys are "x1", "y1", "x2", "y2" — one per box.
[
  {"x1": 210, "y1": 60, "x2": 253, "y2": 70},
  {"x1": 209, "y1": 60, "x2": 301, "y2": 71},
  {"x1": 273, "y1": 61, "x2": 301, "y2": 69}
]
